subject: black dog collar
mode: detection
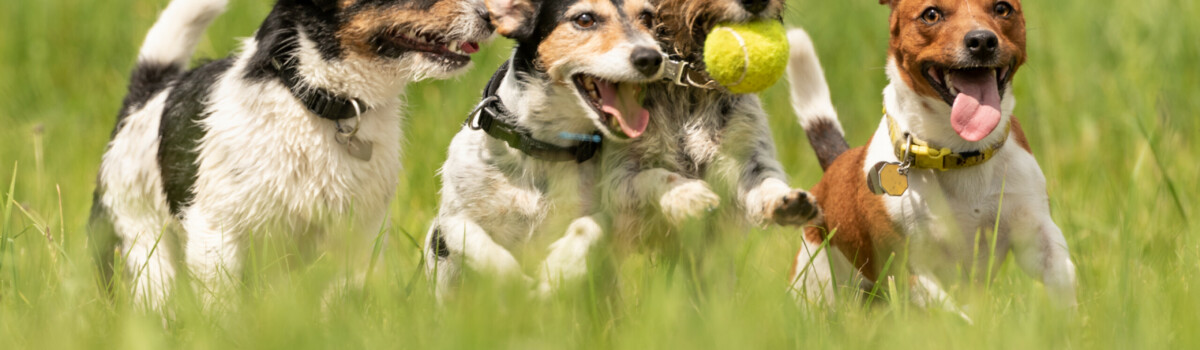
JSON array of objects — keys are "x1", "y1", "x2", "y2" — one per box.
[
  {"x1": 466, "y1": 61, "x2": 602, "y2": 163},
  {"x1": 270, "y1": 56, "x2": 368, "y2": 121}
]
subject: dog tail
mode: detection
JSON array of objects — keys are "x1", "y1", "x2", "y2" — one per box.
[
  {"x1": 122, "y1": 0, "x2": 228, "y2": 110},
  {"x1": 787, "y1": 28, "x2": 848, "y2": 171}
]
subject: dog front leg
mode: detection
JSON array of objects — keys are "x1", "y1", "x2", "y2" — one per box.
[
  {"x1": 426, "y1": 215, "x2": 531, "y2": 300},
  {"x1": 1010, "y1": 213, "x2": 1078, "y2": 308},
  {"x1": 615, "y1": 168, "x2": 719, "y2": 225},
  {"x1": 909, "y1": 273, "x2": 972, "y2": 323},
  {"x1": 731, "y1": 129, "x2": 818, "y2": 227},
  {"x1": 534, "y1": 214, "x2": 606, "y2": 298}
]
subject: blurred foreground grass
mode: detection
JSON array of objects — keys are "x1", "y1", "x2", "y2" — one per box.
[{"x1": 1, "y1": 0, "x2": 1197, "y2": 349}]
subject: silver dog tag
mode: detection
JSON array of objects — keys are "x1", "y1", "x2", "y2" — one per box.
[
  {"x1": 336, "y1": 133, "x2": 374, "y2": 161},
  {"x1": 867, "y1": 161, "x2": 908, "y2": 196}
]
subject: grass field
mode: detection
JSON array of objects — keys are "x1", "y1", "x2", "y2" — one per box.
[{"x1": 2, "y1": 0, "x2": 1198, "y2": 348}]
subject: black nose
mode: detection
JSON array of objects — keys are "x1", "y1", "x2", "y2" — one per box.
[
  {"x1": 631, "y1": 47, "x2": 663, "y2": 77},
  {"x1": 742, "y1": 0, "x2": 769, "y2": 14},
  {"x1": 964, "y1": 30, "x2": 999, "y2": 59}
]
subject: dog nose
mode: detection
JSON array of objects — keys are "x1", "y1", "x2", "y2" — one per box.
[
  {"x1": 630, "y1": 47, "x2": 663, "y2": 77},
  {"x1": 964, "y1": 30, "x2": 999, "y2": 59},
  {"x1": 741, "y1": 0, "x2": 769, "y2": 14}
]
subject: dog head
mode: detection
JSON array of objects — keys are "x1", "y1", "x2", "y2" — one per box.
[
  {"x1": 490, "y1": 0, "x2": 665, "y2": 140},
  {"x1": 249, "y1": 0, "x2": 493, "y2": 86},
  {"x1": 882, "y1": 0, "x2": 1027, "y2": 142},
  {"x1": 654, "y1": 0, "x2": 785, "y2": 63}
]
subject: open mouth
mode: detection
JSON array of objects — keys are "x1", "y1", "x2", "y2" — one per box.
[
  {"x1": 572, "y1": 74, "x2": 651, "y2": 140},
  {"x1": 922, "y1": 63, "x2": 1014, "y2": 142},
  {"x1": 383, "y1": 29, "x2": 481, "y2": 67}
]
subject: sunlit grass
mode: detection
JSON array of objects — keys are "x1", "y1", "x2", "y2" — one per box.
[{"x1": 1, "y1": 0, "x2": 1197, "y2": 348}]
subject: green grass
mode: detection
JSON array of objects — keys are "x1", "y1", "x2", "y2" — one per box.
[{"x1": 2, "y1": 0, "x2": 1198, "y2": 348}]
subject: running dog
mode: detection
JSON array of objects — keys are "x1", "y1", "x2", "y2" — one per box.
[
  {"x1": 425, "y1": 0, "x2": 663, "y2": 298},
  {"x1": 786, "y1": 0, "x2": 1076, "y2": 314},
  {"x1": 596, "y1": 0, "x2": 818, "y2": 251},
  {"x1": 91, "y1": 0, "x2": 491, "y2": 308}
]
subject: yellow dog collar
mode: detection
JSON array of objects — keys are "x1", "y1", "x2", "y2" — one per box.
[{"x1": 885, "y1": 108, "x2": 1009, "y2": 171}]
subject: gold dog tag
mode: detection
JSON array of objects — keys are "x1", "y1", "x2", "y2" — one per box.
[{"x1": 867, "y1": 162, "x2": 908, "y2": 196}]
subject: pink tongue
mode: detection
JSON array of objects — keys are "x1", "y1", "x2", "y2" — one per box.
[
  {"x1": 949, "y1": 70, "x2": 1002, "y2": 142},
  {"x1": 597, "y1": 81, "x2": 650, "y2": 138},
  {"x1": 460, "y1": 42, "x2": 480, "y2": 54}
]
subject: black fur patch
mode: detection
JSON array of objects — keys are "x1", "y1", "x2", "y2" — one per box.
[
  {"x1": 511, "y1": 0, "x2": 577, "y2": 75},
  {"x1": 116, "y1": 62, "x2": 183, "y2": 129},
  {"x1": 245, "y1": 0, "x2": 454, "y2": 80},
  {"x1": 429, "y1": 228, "x2": 451, "y2": 258},
  {"x1": 158, "y1": 59, "x2": 233, "y2": 216},
  {"x1": 350, "y1": 0, "x2": 441, "y2": 11},
  {"x1": 245, "y1": 1, "x2": 345, "y2": 81},
  {"x1": 804, "y1": 118, "x2": 850, "y2": 171}
]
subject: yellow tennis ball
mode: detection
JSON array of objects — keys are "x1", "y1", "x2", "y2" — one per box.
[{"x1": 703, "y1": 20, "x2": 789, "y2": 94}]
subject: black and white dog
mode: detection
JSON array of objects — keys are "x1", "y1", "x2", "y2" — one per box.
[
  {"x1": 91, "y1": 0, "x2": 491, "y2": 308},
  {"x1": 425, "y1": 0, "x2": 663, "y2": 298}
]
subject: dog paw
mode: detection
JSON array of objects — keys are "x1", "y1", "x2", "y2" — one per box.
[
  {"x1": 659, "y1": 179, "x2": 720, "y2": 224},
  {"x1": 770, "y1": 189, "x2": 820, "y2": 226}
]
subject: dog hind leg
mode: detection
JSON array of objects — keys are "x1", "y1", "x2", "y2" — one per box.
[
  {"x1": 120, "y1": 222, "x2": 176, "y2": 310},
  {"x1": 425, "y1": 215, "x2": 531, "y2": 301},
  {"x1": 181, "y1": 210, "x2": 244, "y2": 309},
  {"x1": 788, "y1": 236, "x2": 854, "y2": 306}
]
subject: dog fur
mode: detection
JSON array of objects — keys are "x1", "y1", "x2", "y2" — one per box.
[
  {"x1": 596, "y1": 0, "x2": 817, "y2": 252},
  {"x1": 785, "y1": 0, "x2": 1076, "y2": 315},
  {"x1": 91, "y1": 0, "x2": 492, "y2": 308},
  {"x1": 425, "y1": 0, "x2": 663, "y2": 299}
]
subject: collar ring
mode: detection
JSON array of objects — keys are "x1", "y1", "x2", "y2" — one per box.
[{"x1": 336, "y1": 100, "x2": 364, "y2": 138}]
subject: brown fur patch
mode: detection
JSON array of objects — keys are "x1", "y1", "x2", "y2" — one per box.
[
  {"x1": 803, "y1": 143, "x2": 901, "y2": 282},
  {"x1": 535, "y1": 0, "x2": 655, "y2": 81},
  {"x1": 654, "y1": 0, "x2": 784, "y2": 62},
  {"x1": 487, "y1": 0, "x2": 538, "y2": 37},
  {"x1": 886, "y1": 0, "x2": 1027, "y2": 101},
  {"x1": 1011, "y1": 117, "x2": 1032, "y2": 153},
  {"x1": 337, "y1": 0, "x2": 474, "y2": 58}
]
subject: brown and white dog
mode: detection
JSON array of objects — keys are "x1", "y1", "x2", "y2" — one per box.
[
  {"x1": 785, "y1": 0, "x2": 1076, "y2": 314},
  {"x1": 426, "y1": 0, "x2": 663, "y2": 299}
]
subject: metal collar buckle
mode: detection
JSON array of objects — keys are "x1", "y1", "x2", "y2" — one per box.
[{"x1": 661, "y1": 56, "x2": 721, "y2": 90}]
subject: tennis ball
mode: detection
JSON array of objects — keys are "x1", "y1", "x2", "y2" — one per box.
[{"x1": 702, "y1": 20, "x2": 789, "y2": 94}]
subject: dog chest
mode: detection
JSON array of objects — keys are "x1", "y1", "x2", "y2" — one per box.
[{"x1": 185, "y1": 78, "x2": 403, "y2": 225}]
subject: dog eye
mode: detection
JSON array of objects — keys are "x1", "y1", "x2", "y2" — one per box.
[
  {"x1": 994, "y1": 2, "x2": 1014, "y2": 18},
  {"x1": 638, "y1": 11, "x2": 654, "y2": 29},
  {"x1": 920, "y1": 7, "x2": 942, "y2": 24},
  {"x1": 574, "y1": 13, "x2": 597, "y2": 28}
]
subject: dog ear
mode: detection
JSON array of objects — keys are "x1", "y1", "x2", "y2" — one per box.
[
  {"x1": 879, "y1": 0, "x2": 895, "y2": 8},
  {"x1": 487, "y1": 0, "x2": 538, "y2": 39}
]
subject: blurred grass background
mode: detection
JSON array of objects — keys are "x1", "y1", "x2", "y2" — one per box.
[{"x1": 1, "y1": 0, "x2": 1197, "y2": 348}]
